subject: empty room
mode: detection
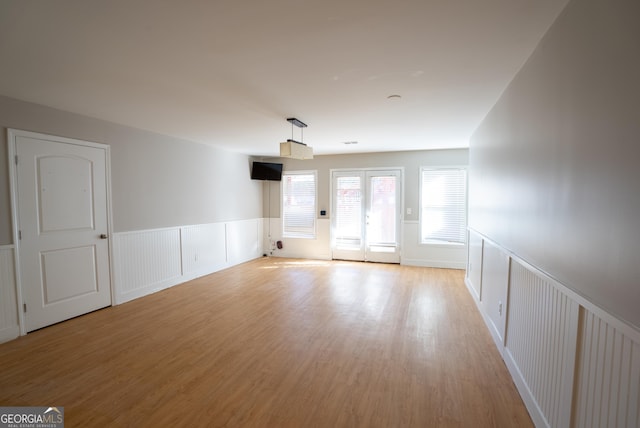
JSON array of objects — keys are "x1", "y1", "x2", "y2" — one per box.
[{"x1": 0, "y1": 0, "x2": 638, "y2": 427}]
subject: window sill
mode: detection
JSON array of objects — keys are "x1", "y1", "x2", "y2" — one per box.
[{"x1": 420, "y1": 240, "x2": 466, "y2": 248}]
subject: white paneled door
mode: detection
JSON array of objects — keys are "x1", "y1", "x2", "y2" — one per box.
[
  {"x1": 12, "y1": 131, "x2": 112, "y2": 332},
  {"x1": 331, "y1": 169, "x2": 401, "y2": 263}
]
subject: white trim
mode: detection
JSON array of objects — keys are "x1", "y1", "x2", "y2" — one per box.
[
  {"x1": 464, "y1": 277, "x2": 481, "y2": 303},
  {"x1": 0, "y1": 326, "x2": 20, "y2": 344},
  {"x1": 329, "y1": 166, "x2": 406, "y2": 174},
  {"x1": 464, "y1": 273, "x2": 503, "y2": 348},
  {"x1": 502, "y1": 347, "x2": 550, "y2": 428},
  {"x1": 114, "y1": 225, "x2": 187, "y2": 235},
  {"x1": 419, "y1": 165, "x2": 468, "y2": 246},
  {"x1": 7, "y1": 129, "x2": 115, "y2": 336},
  {"x1": 468, "y1": 227, "x2": 640, "y2": 341},
  {"x1": 0, "y1": 246, "x2": 19, "y2": 343},
  {"x1": 401, "y1": 258, "x2": 466, "y2": 269},
  {"x1": 281, "y1": 170, "x2": 318, "y2": 239},
  {"x1": 112, "y1": 219, "x2": 263, "y2": 305},
  {"x1": 466, "y1": 227, "x2": 640, "y2": 427},
  {"x1": 328, "y1": 167, "x2": 405, "y2": 263},
  {"x1": 105, "y1": 144, "x2": 116, "y2": 310},
  {"x1": 8, "y1": 129, "x2": 26, "y2": 336},
  {"x1": 419, "y1": 241, "x2": 465, "y2": 249}
]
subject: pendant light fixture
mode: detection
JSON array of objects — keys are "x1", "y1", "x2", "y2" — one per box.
[{"x1": 280, "y1": 117, "x2": 313, "y2": 159}]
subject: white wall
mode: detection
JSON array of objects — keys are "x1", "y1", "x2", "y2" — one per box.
[
  {"x1": 467, "y1": 0, "x2": 640, "y2": 424},
  {"x1": 0, "y1": 95, "x2": 263, "y2": 242},
  {"x1": 0, "y1": 246, "x2": 19, "y2": 343},
  {"x1": 469, "y1": 0, "x2": 640, "y2": 328},
  {"x1": 260, "y1": 149, "x2": 469, "y2": 267},
  {"x1": 264, "y1": 218, "x2": 331, "y2": 260},
  {"x1": 402, "y1": 221, "x2": 466, "y2": 269},
  {"x1": 0, "y1": 96, "x2": 264, "y2": 342}
]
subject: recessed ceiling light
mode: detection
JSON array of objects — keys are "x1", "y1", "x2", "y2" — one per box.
[{"x1": 387, "y1": 94, "x2": 402, "y2": 100}]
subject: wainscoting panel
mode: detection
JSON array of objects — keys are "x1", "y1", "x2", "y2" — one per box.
[
  {"x1": 226, "y1": 219, "x2": 262, "y2": 266},
  {"x1": 505, "y1": 260, "x2": 580, "y2": 428},
  {"x1": 479, "y1": 241, "x2": 509, "y2": 348},
  {"x1": 468, "y1": 229, "x2": 640, "y2": 428},
  {"x1": 113, "y1": 228, "x2": 183, "y2": 304},
  {"x1": 0, "y1": 246, "x2": 19, "y2": 343},
  {"x1": 573, "y1": 308, "x2": 640, "y2": 428},
  {"x1": 401, "y1": 221, "x2": 467, "y2": 269},
  {"x1": 182, "y1": 223, "x2": 227, "y2": 279},
  {"x1": 265, "y1": 218, "x2": 331, "y2": 260},
  {"x1": 113, "y1": 219, "x2": 263, "y2": 304},
  {"x1": 465, "y1": 231, "x2": 483, "y2": 300}
]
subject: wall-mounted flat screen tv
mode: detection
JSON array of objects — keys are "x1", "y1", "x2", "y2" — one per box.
[{"x1": 251, "y1": 161, "x2": 283, "y2": 181}]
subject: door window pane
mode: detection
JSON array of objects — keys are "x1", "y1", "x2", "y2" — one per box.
[
  {"x1": 335, "y1": 176, "x2": 362, "y2": 248},
  {"x1": 368, "y1": 176, "x2": 396, "y2": 244}
]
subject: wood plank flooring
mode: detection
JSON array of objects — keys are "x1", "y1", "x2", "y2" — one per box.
[{"x1": 0, "y1": 258, "x2": 532, "y2": 427}]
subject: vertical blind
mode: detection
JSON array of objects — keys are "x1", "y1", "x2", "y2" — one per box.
[
  {"x1": 421, "y1": 168, "x2": 467, "y2": 244},
  {"x1": 282, "y1": 172, "x2": 316, "y2": 238}
]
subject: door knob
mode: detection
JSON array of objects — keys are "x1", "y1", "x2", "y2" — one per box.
[{"x1": 100, "y1": 234, "x2": 108, "y2": 239}]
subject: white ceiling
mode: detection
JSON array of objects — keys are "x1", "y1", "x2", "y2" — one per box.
[{"x1": 0, "y1": 0, "x2": 568, "y2": 156}]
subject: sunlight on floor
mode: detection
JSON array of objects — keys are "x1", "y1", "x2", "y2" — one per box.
[{"x1": 258, "y1": 259, "x2": 333, "y2": 269}]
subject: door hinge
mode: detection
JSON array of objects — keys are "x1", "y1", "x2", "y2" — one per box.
[
  {"x1": 18, "y1": 230, "x2": 22, "y2": 240},
  {"x1": 15, "y1": 155, "x2": 18, "y2": 165},
  {"x1": 23, "y1": 303, "x2": 27, "y2": 313}
]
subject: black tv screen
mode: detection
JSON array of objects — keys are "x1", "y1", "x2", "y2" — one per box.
[{"x1": 251, "y1": 161, "x2": 283, "y2": 181}]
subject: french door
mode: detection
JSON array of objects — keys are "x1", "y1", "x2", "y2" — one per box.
[{"x1": 331, "y1": 169, "x2": 402, "y2": 263}]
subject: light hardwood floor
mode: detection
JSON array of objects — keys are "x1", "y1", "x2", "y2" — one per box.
[{"x1": 0, "y1": 258, "x2": 532, "y2": 427}]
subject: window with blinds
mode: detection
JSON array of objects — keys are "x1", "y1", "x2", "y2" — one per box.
[
  {"x1": 420, "y1": 168, "x2": 467, "y2": 244},
  {"x1": 282, "y1": 171, "x2": 317, "y2": 238}
]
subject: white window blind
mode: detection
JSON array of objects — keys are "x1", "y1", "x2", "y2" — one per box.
[
  {"x1": 282, "y1": 171, "x2": 316, "y2": 238},
  {"x1": 335, "y1": 176, "x2": 362, "y2": 242},
  {"x1": 421, "y1": 168, "x2": 467, "y2": 244}
]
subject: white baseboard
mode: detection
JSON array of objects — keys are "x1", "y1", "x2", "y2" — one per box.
[
  {"x1": 466, "y1": 228, "x2": 640, "y2": 428},
  {"x1": 0, "y1": 247, "x2": 19, "y2": 344},
  {"x1": 0, "y1": 326, "x2": 20, "y2": 344},
  {"x1": 113, "y1": 219, "x2": 263, "y2": 305},
  {"x1": 464, "y1": 277, "x2": 481, "y2": 301},
  {"x1": 402, "y1": 258, "x2": 466, "y2": 269},
  {"x1": 503, "y1": 347, "x2": 550, "y2": 428},
  {"x1": 115, "y1": 275, "x2": 184, "y2": 305}
]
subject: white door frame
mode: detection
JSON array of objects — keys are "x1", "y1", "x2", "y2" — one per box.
[
  {"x1": 329, "y1": 167, "x2": 405, "y2": 263},
  {"x1": 7, "y1": 129, "x2": 115, "y2": 336}
]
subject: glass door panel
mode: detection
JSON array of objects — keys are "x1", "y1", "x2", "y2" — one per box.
[
  {"x1": 331, "y1": 169, "x2": 401, "y2": 263},
  {"x1": 365, "y1": 171, "x2": 401, "y2": 263},
  {"x1": 331, "y1": 172, "x2": 365, "y2": 261}
]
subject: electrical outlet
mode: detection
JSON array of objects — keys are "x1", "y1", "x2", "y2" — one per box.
[
  {"x1": 498, "y1": 301, "x2": 503, "y2": 316},
  {"x1": 406, "y1": 208, "x2": 412, "y2": 215}
]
